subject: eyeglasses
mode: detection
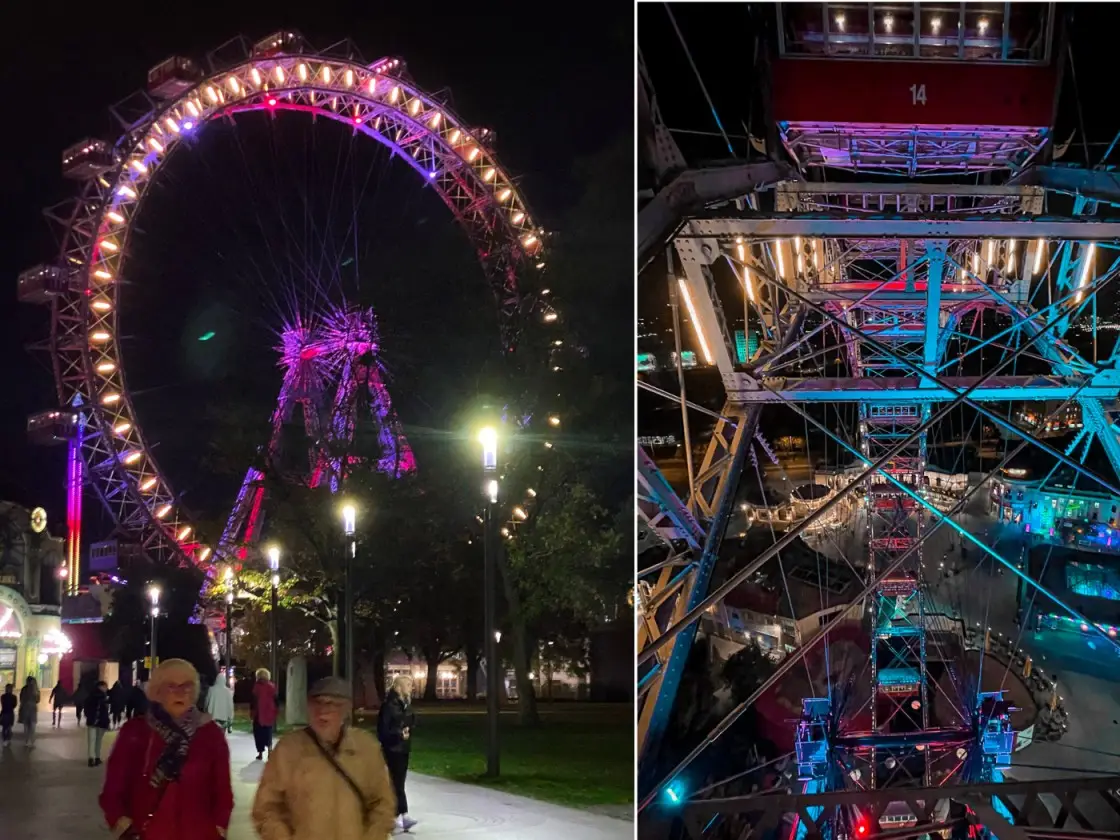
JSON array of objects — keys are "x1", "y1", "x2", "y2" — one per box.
[{"x1": 164, "y1": 681, "x2": 195, "y2": 694}]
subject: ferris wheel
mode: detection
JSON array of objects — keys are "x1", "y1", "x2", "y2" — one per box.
[{"x1": 19, "y1": 31, "x2": 558, "y2": 573}]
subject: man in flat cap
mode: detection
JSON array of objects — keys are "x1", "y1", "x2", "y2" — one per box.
[{"x1": 252, "y1": 677, "x2": 397, "y2": 839}]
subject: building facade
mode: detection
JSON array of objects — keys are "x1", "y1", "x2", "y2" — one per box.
[
  {"x1": 991, "y1": 472, "x2": 1120, "y2": 544},
  {"x1": 0, "y1": 502, "x2": 70, "y2": 691}
]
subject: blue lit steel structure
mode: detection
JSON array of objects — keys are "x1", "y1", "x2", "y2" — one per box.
[{"x1": 637, "y1": 2, "x2": 1120, "y2": 835}]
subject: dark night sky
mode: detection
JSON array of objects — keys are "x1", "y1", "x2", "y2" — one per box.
[{"x1": 0, "y1": 4, "x2": 632, "y2": 534}]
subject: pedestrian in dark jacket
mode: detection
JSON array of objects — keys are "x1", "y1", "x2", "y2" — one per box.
[
  {"x1": 49, "y1": 680, "x2": 68, "y2": 727},
  {"x1": 84, "y1": 681, "x2": 111, "y2": 766},
  {"x1": 377, "y1": 675, "x2": 417, "y2": 833},
  {"x1": 18, "y1": 676, "x2": 40, "y2": 747},
  {"x1": 108, "y1": 681, "x2": 125, "y2": 728},
  {"x1": 73, "y1": 679, "x2": 90, "y2": 724},
  {"x1": 0, "y1": 684, "x2": 15, "y2": 746},
  {"x1": 125, "y1": 680, "x2": 148, "y2": 719}
]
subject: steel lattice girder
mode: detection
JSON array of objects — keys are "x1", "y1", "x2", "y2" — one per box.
[
  {"x1": 724, "y1": 374, "x2": 1120, "y2": 403},
  {"x1": 681, "y1": 213, "x2": 1120, "y2": 241},
  {"x1": 674, "y1": 774, "x2": 1120, "y2": 840}
]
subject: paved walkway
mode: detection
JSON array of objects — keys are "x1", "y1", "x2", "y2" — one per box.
[{"x1": 0, "y1": 717, "x2": 631, "y2": 839}]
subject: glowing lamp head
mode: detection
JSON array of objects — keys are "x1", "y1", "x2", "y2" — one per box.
[
  {"x1": 665, "y1": 782, "x2": 683, "y2": 805},
  {"x1": 267, "y1": 97, "x2": 277, "y2": 107},
  {"x1": 267, "y1": 546, "x2": 280, "y2": 571},
  {"x1": 148, "y1": 584, "x2": 160, "y2": 606},
  {"x1": 479, "y1": 426, "x2": 498, "y2": 472},
  {"x1": 342, "y1": 504, "x2": 356, "y2": 536}
]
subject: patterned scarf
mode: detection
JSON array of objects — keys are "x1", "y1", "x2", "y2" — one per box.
[{"x1": 146, "y1": 702, "x2": 200, "y2": 789}]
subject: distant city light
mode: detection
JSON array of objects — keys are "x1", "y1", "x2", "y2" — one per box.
[{"x1": 199, "y1": 332, "x2": 215, "y2": 341}]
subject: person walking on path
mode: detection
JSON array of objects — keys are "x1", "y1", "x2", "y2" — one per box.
[
  {"x1": 73, "y1": 678, "x2": 90, "y2": 725},
  {"x1": 99, "y1": 659, "x2": 234, "y2": 840},
  {"x1": 205, "y1": 676, "x2": 234, "y2": 734},
  {"x1": 125, "y1": 678, "x2": 148, "y2": 720},
  {"x1": 18, "y1": 676, "x2": 40, "y2": 748},
  {"x1": 49, "y1": 680, "x2": 68, "y2": 727},
  {"x1": 108, "y1": 680, "x2": 126, "y2": 728},
  {"x1": 378, "y1": 675, "x2": 418, "y2": 833},
  {"x1": 250, "y1": 668, "x2": 279, "y2": 760},
  {"x1": 252, "y1": 677, "x2": 396, "y2": 840},
  {"x1": 84, "y1": 680, "x2": 112, "y2": 767},
  {"x1": 1, "y1": 683, "x2": 16, "y2": 747}
]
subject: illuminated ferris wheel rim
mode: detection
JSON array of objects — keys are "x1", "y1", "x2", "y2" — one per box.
[{"x1": 57, "y1": 41, "x2": 553, "y2": 571}]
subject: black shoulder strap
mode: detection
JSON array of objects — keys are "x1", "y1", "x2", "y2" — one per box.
[{"x1": 304, "y1": 728, "x2": 368, "y2": 827}]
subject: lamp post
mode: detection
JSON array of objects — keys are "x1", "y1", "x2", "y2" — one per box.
[
  {"x1": 224, "y1": 566, "x2": 234, "y2": 688},
  {"x1": 341, "y1": 504, "x2": 356, "y2": 701},
  {"x1": 268, "y1": 546, "x2": 280, "y2": 684},
  {"x1": 479, "y1": 426, "x2": 500, "y2": 777},
  {"x1": 148, "y1": 585, "x2": 161, "y2": 672}
]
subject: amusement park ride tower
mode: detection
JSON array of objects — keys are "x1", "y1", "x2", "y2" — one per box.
[{"x1": 640, "y1": 3, "x2": 1120, "y2": 836}]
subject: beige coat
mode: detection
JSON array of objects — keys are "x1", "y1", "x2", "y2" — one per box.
[{"x1": 252, "y1": 726, "x2": 397, "y2": 840}]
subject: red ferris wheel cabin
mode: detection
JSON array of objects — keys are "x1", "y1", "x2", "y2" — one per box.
[{"x1": 771, "y1": 3, "x2": 1059, "y2": 175}]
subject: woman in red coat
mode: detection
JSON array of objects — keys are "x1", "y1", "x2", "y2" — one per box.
[
  {"x1": 250, "y1": 668, "x2": 279, "y2": 761},
  {"x1": 99, "y1": 659, "x2": 234, "y2": 840}
]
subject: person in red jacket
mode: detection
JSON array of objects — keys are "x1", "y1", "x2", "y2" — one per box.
[
  {"x1": 99, "y1": 659, "x2": 234, "y2": 840},
  {"x1": 250, "y1": 668, "x2": 279, "y2": 761}
]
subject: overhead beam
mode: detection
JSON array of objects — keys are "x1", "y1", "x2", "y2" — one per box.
[
  {"x1": 777, "y1": 180, "x2": 1046, "y2": 198},
  {"x1": 639, "y1": 160, "x2": 796, "y2": 270},
  {"x1": 725, "y1": 374, "x2": 1120, "y2": 404},
  {"x1": 677, "y1": 775, "x2": 1120, "y2": 838},
  {"x1": 1013, "y1": 164, "x2": 1120, "y2": 208},
  {"x1": 680, "y1": 213, "x2": 1120, "y2": 241}
]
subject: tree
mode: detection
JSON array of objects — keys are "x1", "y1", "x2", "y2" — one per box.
[
  {"x1": 499, "y1": 467, "x2": 625, "y2": 723},
  {"x1": 231, "y1": 604, "x2": 328, "y2": 676},
  {"x1": 101, "y1": 562, "x2": 216, "y2": 684},
  {"x1": 216, "y1": 464, "x2": 408, "y2": 676}
]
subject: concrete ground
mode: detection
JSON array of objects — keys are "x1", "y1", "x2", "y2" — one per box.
[{"x1": 0, "y1": 718, "x2": 632, "y2": 839}]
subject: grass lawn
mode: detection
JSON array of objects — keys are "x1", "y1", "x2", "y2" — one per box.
[{"x1": 231, "y1": 702, "x2": 633, "y2": 809}]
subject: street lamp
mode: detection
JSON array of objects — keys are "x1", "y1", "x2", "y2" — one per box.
[
  {"x1": 148, "y1": 585, "x2": 161, "y2": 671},
  {"x1": 224, "y1": 566, "x2": 234, "y2": 688},
  {"x1": 267, "y1": 546, "x2": 280, "y2": 686},
  {"x1": 478, "y1": 425, "x2": 500, "y2": 777},
  {"x1": 341, "y1": 503, "x2": 357, "y2": 699}
]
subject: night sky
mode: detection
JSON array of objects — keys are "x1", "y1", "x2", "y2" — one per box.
[{"x1": 1, "y1": 5, "x2": 632, "y2": 535}]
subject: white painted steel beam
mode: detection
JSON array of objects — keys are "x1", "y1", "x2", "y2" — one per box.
[
  {"x1": 725, "y1": 374, "x2": 1120, "y2": 404},
  {"x1": 683, "y1": 214, "x2": 1120, "y2": 241}
]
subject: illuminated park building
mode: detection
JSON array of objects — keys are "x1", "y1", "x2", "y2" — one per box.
[
  {"x1": 991, "y1": 467, "x2": 1120, "y2": 540},
  {"x1": 0, "y1": 502, "x2": 71, "y2": 690}
]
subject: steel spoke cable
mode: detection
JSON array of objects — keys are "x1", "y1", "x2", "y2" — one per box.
[
  {"x1": 662, "y1": 2, "x2": 736, "y2": 158},
  {"x1": 640, "y1": 360, "x2": 1100, "y2": 811},
  {"x1": 996, "y1": 462, "x2": 1084, "y2": 698},
  {"x1": 750, "y1": 445, "x2": 816, "y2": 694},
  {"x1": 757, "y1": 262, "x2": 1120, "y2": 504},
  {"x1": 227, "y1": 123, "x2": 298, "y2": 323},
  {"x1": 641, "y1": 279, "x2": 1090, "y2": 674},
  {"x1": 688, "y1": 750, "x2": 797, "y2": 801}
]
